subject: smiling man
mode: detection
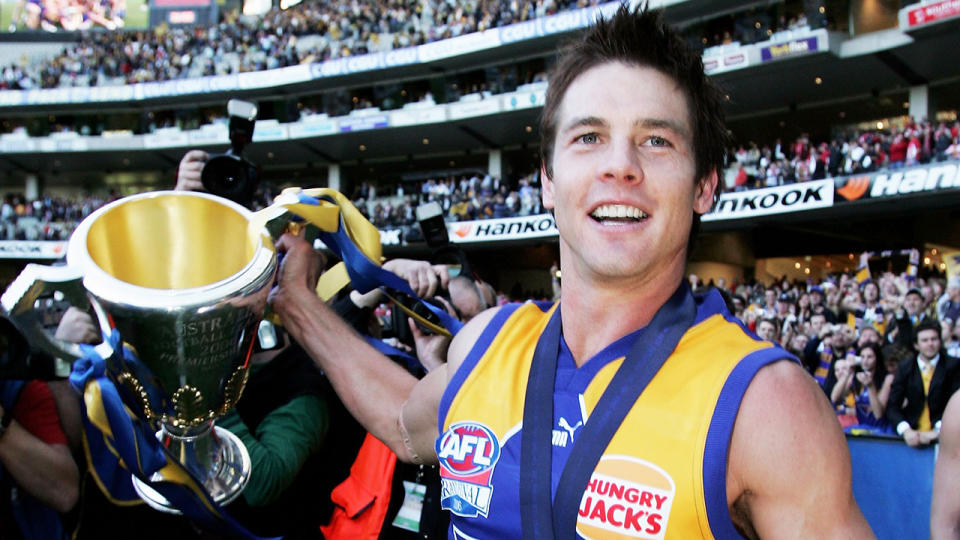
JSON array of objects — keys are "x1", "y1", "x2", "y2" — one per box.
[{"x1": 270, "y1": 5, "x2": 871, "y2": 538}]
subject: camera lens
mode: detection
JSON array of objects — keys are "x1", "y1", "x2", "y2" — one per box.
[{"x1": 201, "y1": 154, "x2": 256, "y2": 206}]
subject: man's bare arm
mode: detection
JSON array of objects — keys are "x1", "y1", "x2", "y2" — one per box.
[
  {"x1": 269, "y1": 232, "x2": 497, "y2": 463},
  {"x1": 0, "y1": 407, "x2": 79, "y2": 512},
  {"x1": 728, "y1": 360, "x2": 873, "y2": 539},
  {"x1": 932, "y1": 391, "x2": 960, "y2": 539}
]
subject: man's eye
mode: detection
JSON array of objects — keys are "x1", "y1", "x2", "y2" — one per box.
[
  {"x1": 647, "y1": 136, "x2": 669, "y2": 147},
  {"x1": 578, "y1": 133, "x2": 599, "y2": 144}
]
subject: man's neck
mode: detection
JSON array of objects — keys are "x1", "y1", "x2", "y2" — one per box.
[{"x1": 558, "y1": 270, "x2": 684, "y2": 368}]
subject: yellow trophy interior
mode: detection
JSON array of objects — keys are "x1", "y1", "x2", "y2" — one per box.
[{"x1": 85, "y1": 194, "x2": 258, "y2": 290}]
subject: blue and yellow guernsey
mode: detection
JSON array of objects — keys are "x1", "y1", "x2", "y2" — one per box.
[{"x1": 435, "y1": 289, "x2": 794, "y2": 539}]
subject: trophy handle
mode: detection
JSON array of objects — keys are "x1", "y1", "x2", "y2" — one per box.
[{"x1": 1, "y1": 264, "x2": 115, "y2": 377}]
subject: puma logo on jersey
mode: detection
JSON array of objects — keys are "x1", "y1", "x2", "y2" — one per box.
[{"x1": 552, "y1": 416, "x2": 584, "y2": 447}]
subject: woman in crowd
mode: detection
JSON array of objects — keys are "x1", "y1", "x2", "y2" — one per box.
[{"x1": 830, "y1": 342, "x2": 893, "y2": 434}]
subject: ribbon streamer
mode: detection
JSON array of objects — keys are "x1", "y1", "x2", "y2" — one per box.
[
  {"x1": 274, "y1": 188, "x2": 463, "y2": 337},
  {"x1": 70, "y1": 330, "x2": 277, "y2": 540}
]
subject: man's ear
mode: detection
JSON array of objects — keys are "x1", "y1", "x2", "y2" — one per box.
[
  {"x1": 693, "y1": 169, "x2": 719, "y2": 214},
  {"x1": 541, "y1": 162, "x2": 555, "y2": 210}
]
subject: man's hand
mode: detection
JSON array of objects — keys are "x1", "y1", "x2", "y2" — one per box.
[
  {"x1": 175, "y1": 150, "x2": 209, "y2": 192},
  {"x1": 268, "y1": 231, "x2": 324, "y2": 329},
  {"x1": 54, "y1": 307, "x2": 99, "y2": 344},
  {"x1": 408, "y1": 296, "x2": 456, "y2": 372},
  {"x1": 903, "y1": 428, "x2": 922, "y2": 447},
  {"x1": 382, "y1": 259, "x2": 449, "y2": 298},
  {"x1": 920, "y1": 430, "x2": 940, "y2": 445}
]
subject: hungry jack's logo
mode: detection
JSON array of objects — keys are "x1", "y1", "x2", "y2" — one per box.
[
  {"x1": 437, "y1": 422, "x2": 501, "y2": 517},
  {"x1": 577, "y1": 456, "x2": 676, "y2": 539}
]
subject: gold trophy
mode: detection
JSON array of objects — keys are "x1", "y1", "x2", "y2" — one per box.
[{"x1": 1, "y1": 190, "x2": 281, "y2": 512}]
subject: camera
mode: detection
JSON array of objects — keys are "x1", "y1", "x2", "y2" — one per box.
[
  {"x1": 850, "y1": 355, "x2": 863, "y2": 372},
  {"x1": 201, "y1": 99, "x2": 260, "y2": 208},
  {"x1": 416, "y1": 201, "x2": 449, "y2": 248}
]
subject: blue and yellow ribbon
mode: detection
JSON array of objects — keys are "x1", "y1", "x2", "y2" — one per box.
[
  {"x1": 69, "y1": 330, "x2": 276, "y2": 539},
  {"x1": 274, "y1": 188, "x2": 463, "y2": 337}
]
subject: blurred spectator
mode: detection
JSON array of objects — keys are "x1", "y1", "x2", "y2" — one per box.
[
  {"x1": 886, "y1": 318, "x2": 960, "y2": 447},
  {"x1": 829, "y1": 342, "x2": 893, "y2": 433},
  {"x1": 0, "y1": 377, "x2": 79, "y2": 539}
]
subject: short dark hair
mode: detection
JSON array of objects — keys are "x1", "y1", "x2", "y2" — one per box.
[
  {"x1": 539, "y1": 3, "x2": 729, "y2": 210},
  {"x1": 915, "y1": 319, "x2": 942, "y2": 343}
]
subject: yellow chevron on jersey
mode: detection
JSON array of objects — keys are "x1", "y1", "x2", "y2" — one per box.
[{"x1": 437, "y1": 291, "x2": 793, "y2": 539}]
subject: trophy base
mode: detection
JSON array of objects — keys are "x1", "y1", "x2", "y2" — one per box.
[{"x1": 131, "y1": 425, "x2": 251, "y2": 514}]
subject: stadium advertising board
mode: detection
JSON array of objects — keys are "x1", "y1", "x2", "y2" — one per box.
[
  {"x1": 902, "y1": 0, "x2": 960, "y2": 28},
  {"x1": 497, "y1": 2, "x2": 615, "y2": 44},
  {"x1": 0, "y1": 241, "x2": 66, "y2": 259},
  {"x1": 148, "y1": 0, "x2": 215, "y2": 27},
  {"x1": 501, "y1": 86, "x2": 547, "y2": 111},
  {"x1": 833, "y1": 162, "x2": 960, "y2": 202},
  {"x1": 760, "y1": 36, "x2": 819, "y2": 62},
  {"x1": 338, "y1": 114, "x2": 389, "y2": 132},
  {"x1": 448, "y1": 214, "x2": 558, "y2": 243},
  {"x1": 287, "y1": 118, "x2": 338, "y2": 138},
  {"x1": 448, "y1": 98, "x2": 501, "y2": 120},
  {"x1": 703, "y1": 48, "x2": 751, "y2": 75},
  {"x1": 703, "y1": 179, "x2": 834, "y2": 221}
]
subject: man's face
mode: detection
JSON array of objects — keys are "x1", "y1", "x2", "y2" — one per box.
[
  {"x1": 836, "y1": 325, "x2": 856, "y2": 348},
  {"x1": 858, "y1": 327, "x2": 880, "y2": 346},
  {"x1": 810, "y1": 314, "x2": 826, "y2": 336},
  {"x1": 764, "y1": 289, "x2": 776, "y2": 307},
  {"x1": 923, "y1": 286, "x2": 934, "y2": 305},
  {"x1": 905, "y1": 292, "x2": 923, "y2": 315},
  {"x1": 757, "y1": 321, "x2": 777, "y2": 341},
  {"x1": 916, "y1": 328, "x2": 941, "y2": 360},
  {"x1": 863, "y1": 283, "x2": 879, "y2": 302},
  {"x1": 541, "y1": 62, "x2": 715, "y2": 286},
  {"x1": 790, "y1": 333, "x2": 809, "y2": 352}
]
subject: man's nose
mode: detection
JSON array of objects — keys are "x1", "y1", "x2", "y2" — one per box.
[{"x1": 602, "y1": 138, "x2": 643, "y2": 183}]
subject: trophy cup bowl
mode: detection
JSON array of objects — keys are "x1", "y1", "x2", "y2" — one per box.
[{"x1": 2, "y1": 190, "x2": 278, "y2": 512}]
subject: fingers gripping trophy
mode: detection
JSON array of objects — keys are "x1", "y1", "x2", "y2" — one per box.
[{"x1": 0, "y1": 188, "x2": 361, "y2": 519}]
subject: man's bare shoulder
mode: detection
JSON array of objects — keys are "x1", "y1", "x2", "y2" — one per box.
[
  {"x1": 446, "y1": 304, "x2": 504, "y2": 379},
  {"x1": 728, "y1": 360, "x2": 873, "y2": 538}
]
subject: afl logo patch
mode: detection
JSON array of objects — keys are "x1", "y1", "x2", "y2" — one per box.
[{"x1": 437, "y1": 422, "x2": 501, "y2": 517}]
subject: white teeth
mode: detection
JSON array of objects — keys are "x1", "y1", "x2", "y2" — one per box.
[{"x1": 590, "y1": 204, "x2": 646, "y2": 220}]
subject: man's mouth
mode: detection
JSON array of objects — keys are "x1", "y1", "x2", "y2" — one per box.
[{"x1": 589, "y1": 204, "x2": 648, "y2": 225}]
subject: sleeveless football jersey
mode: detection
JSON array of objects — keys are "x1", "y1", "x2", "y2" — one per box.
[{"x1": 436, "y1": 289, "x2": 794, "y2": 539}]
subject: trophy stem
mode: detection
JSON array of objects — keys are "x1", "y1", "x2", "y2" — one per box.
[{"x1": 131, "y1": 422, "x2": 251, "y2": 514}]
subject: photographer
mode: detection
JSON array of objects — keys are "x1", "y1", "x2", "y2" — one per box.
[
  {"x1": 829, "y1": 342, "x2": 892, "y2": 433},
  {"x1": 174, "y1": 150, "x2": 209, "y2": 193}
]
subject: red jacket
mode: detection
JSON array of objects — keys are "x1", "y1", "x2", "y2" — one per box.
[{"x1": 320, "y1": 433, "x2": 397, "y2": 540}]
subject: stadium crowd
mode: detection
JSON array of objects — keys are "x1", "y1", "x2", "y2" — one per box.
[
  {"x1": 1, "y1": 0, "x2": 600, "y2": 90},
  {"x1": 0, "y1": 0, "x2": 831, "y2": 91},
  {"x1": 725, "y1": 117, "x2": 960, "y2": 190},
  {"x1": 6, "y1": 115, "x2": 960, "y2": 240},
  {"x1": 711, "y1": 264, "x2": 960, "y2": 439}
]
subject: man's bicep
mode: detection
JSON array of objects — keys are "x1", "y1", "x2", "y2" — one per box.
[
  {"x1": 932, "y1": 392, "x2": 960, "y2": 539},
  {"x1": 729, "y1": 361, "x2": 873, "y2": 538},
  {"x1": 398, "y1": 306, "x2": 501, "y2": 464},
  {"x1": 398, "y1": 364, "x2": 447, "y2": 464}
]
